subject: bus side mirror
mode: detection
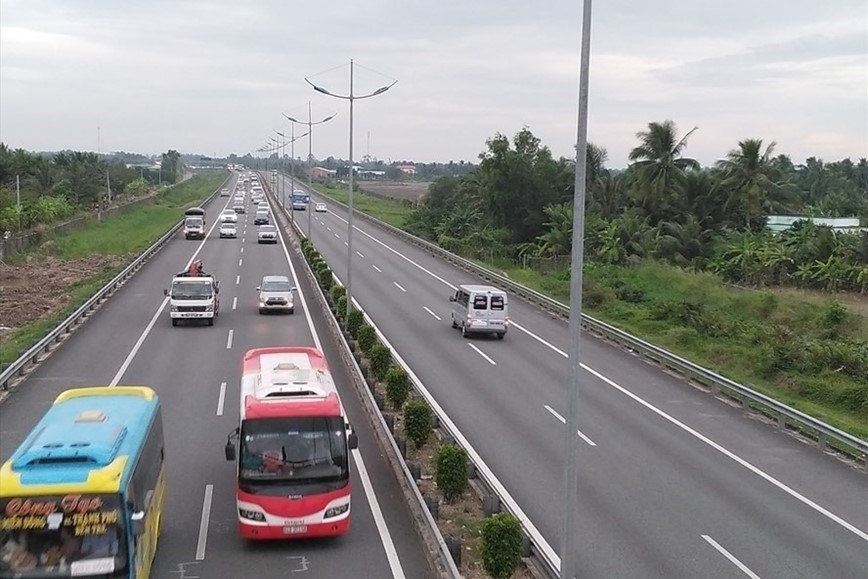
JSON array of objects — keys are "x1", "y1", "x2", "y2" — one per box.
[
  {"x1": 130, "y1": 511, "x2": 145, "y2": 536},
  {"x1": 163, "y1": 289, "x2": 168, "y2": 297},
  {"x1": 225, "y1": 442, "x2": 236, "y2": 461},
  {"x1": 449, "y1": 296, "x2": 456, "y2": 302},
  {"x1": 348, "y1": 433, "x2": 358, "y2": 450}
]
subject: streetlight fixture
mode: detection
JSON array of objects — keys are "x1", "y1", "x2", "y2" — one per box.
[
  {"x1": 284, "y1": 105, "x2": 337, "y2": 242},
  {"x1": 275, "y1": 128, "x2": 311, "y2": 222},
  {"x1": 306, "y1": 59, "x2": 396, "y2": 319},
  {"x1": 563, "y1": 1, "x2": 593, "y2": 579}
]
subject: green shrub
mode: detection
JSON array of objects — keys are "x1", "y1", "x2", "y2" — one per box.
[
  {"x1": 318, "y1": 268, "x2": 333, "y2": 292},
  {"x1": 403, "y1": 399, "x2": 432, "y2": 448},
  {"x1": 386, "y1": 366, "x2": 410, "y2": 410},
  {"x1": 347, "y1": 307, "x2": 364, "y2": 337},
  {"x1": 331, "y1": 285, "x2": 347, "y2": 307},
  {"x1": 481, "y1": 513, "x2": 523, "y2": 579},
  {"x1": 357, "y1": 324, "x2": 377, "y2": 355},
  {"x1": 335, "y1": 295, "x2": 348, "y2": 320},
  {"x1": 434, "y1": 445, "x2": 468, "y2": 502},
  {"x1": 369, "y1": 344, "x2": 392, "y2": 381}
]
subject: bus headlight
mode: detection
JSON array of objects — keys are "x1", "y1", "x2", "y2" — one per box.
[
  {"x1": 324, "y1": 504, "x2": 349, "y2": 519},
  {"x1": 239, "y1": 508, "x2": 266, "y2": 522}
]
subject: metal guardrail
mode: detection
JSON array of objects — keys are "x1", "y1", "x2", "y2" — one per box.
[
  {"x1": 311, "y1": 189, "x2": 868, "y2": 472},
  {"x1": 0, "y1": 173, "x2": 231, "y2": 394}
]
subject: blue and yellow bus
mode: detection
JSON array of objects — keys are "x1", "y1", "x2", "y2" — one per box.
[{"x1": 0, "y1": 387, "x2": 165, "y2": 578}]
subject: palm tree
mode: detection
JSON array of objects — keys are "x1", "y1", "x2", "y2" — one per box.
[
  {"x1": 658, "y1": 215, "x2": 717, "y2": 266},
  {"x1": 535, "y1": 202, "x2": 573, "y2": 256},
  {"x1": 717, "y1": 139, "x2": 793, "y2": 230},
  {"x1": 627, "y1": 121, "x2": 700, "y2": 220}
]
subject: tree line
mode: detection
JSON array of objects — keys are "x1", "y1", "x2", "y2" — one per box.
[
  {"x1": 0, "y1": 144, "x2": 185, "y2": 232},
  {"x1": 406, "y1": 122, "x2": 868, "y2": 293}
]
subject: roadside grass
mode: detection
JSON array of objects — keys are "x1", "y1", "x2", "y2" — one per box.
[
  {"x1": 312, "y1": 196, "x2": 868, "y2": 439},
  {"x1": 45, "y1": 170, "x2": 228, "y2": 259},
  {"x1": 314, "y1": 184, "x2": 409, "y2": 229},
  {"x1": 0, "y1": 170, "x2": 227, "y2": 367}
]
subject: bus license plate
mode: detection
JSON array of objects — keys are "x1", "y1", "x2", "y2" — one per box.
[{"x1": 283, "y1": 525, "x2": 308, "y2": 534}]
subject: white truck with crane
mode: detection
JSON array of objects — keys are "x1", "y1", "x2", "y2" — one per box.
[{"x1": 164, "y1": 260, "x2": 220, "y2": 326}]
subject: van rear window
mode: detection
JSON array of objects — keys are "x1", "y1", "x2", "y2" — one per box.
[
  {"x1": 490, "y1": 296, "x2": 504, "y2": 310},
  {"x1": 472, "y1": 295, "x2": 488, "y2": 310}
]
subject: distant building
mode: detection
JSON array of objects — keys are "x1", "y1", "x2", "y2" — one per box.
[
  {"x1": 766, "y1": 215, "x2": 865, "y2": 234},
  {"x1": 395, "y1": 164, "x2": 416, "y2": 176},
  {"x1": 308, "y1": 166, "x2": 337, "y2": 182},
  {"x1": 357, "y1": 170, "x2": 386, "y2": 180}
]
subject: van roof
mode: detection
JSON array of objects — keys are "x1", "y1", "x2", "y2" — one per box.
[{"x1": 459, "y1": 284, "x2": 506, "y2": 294}]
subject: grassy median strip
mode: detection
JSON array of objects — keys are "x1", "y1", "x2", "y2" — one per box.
[
  {"x1": 0, "y1": 170, "x2": 228, "y2": 367},
  {"x1": 310, "y1": 184, "x2": 867, "y2": 440}
]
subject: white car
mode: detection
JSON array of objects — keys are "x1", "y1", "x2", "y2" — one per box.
[
  {"x1": 257, "y1": 275, "x2": 295, "y2": 314},
  {"x1": 219, "y1": 223, "x2": 237, "y2": 238},
  {"x1": 314, "y1": 203, "x2": 327, "y2": 213},
  {"x1": 257, "y1": 225, "x2": 278, "y2": 244},
  {"x1": 220, "y1": 188, "x2": 231, "y2": 197},
  {"x1": 220, "y1": 212, "x2": 238, "y2": 223}
]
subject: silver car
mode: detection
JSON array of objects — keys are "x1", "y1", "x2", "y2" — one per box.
[
  {"x1": 219, "y1": 223, "x2": 237, "y2": 238},
  {"x1": 257, "y1": 224, "x2": 278, "y2": 244},
  {"x1": 257, "y1": 275, "x2": 294, "y2": 314}
]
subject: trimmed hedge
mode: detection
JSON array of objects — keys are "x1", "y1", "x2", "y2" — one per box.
[
  {"x1": 347, "y1": 307, "x2": 364, "y2": 337},
  {"x1": 385, "y1": 366, "x2": 410, "y2": 410},
  {"x1": 369, "y1": 344, "x2": 392, "y2": 381},
  {"x1": 357, "y1": 324, "x2": 377, "y2": 355},
  {"x1": 434, "y1": 444, "x2": 468, "y2": 502},
  {"x1": 481, "y1": 514, "x2": 523, "y2": 579},
  {"x1": 404, "y1": 399, "x2": 432, "y2": 448}
]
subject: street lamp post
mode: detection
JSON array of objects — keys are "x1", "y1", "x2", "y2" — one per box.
[
  {"x1": 306, "y1": 59, "x2": 396, "y2": 319},
  {"x1": 563, "y1": 1, "x2": 593, "y2": 579},
  {"x1": 284, "y1": 104, "x2": 337, "y2": 242},
  {"x1": 276, "y1": 128, "x2": 311, "y2": 223}
]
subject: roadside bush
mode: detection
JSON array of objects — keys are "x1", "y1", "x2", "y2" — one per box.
[
  {"x1": 331, "y1": 285, "x2": 347, "y2": 308},
  {"x1": 335, "y1": 295, "x2": 348, "y2": 320},
  {"x1": 434, "y1": 445, "x2": 468, "y2": 502},
  {"x1": 357, "y1": 325, "x2": 377, "y2": 355},
  {"x1": 318, "y1": 268, "x2": 333, "y2": 292},
  {"x1": 386, "y1": 366, "x2": 410, "y2": 410},
  {"x1": 481, "y1": 514, "x2": 523, "y2": 579},
  {"x1": 346, "y1": 307, "x2": 364, "y2": 337},
  {"x1": 369, "y1": 344, "x2": 392, "y2": 381},
  {"x1": 404, "y1": 399, "x2": 432, "y2": 447}
]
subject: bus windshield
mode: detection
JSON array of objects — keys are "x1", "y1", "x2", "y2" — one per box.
[
  {"x1": 239, "y1": 417, "x2": 348, "y2": 485},
  {"x1": 0, "y1": 494, "x2": 128, "y2": 578}
]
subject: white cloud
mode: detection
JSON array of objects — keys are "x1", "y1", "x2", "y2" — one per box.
[{"x1": 0, "y1": 0, "x2": 865, "y2": 167}]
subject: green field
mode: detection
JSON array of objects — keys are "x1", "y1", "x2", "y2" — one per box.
[
  {"x1": 316, "y1": 184, "x2": 409, "y2": 229},
  {"x1": 0, "y1": 170, "x2": 228, "y2": 365}
]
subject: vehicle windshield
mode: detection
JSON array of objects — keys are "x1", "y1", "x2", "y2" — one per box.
[
  {"x1": 185, "y1": 218, "x2": 203, "y2": 227},
  {"x1": 259, "y1": 226, "x2": 275, "y2": 233},
  {"x1": 171, "y1": 280, "x2": 213, "y2": 299},
  {"x1": 261, "y1": 280, "x2": 292, "y2": 292},
  {"x1": 239, "y1": 417, "x2": 349, "y2": 484},
  {"x1": 0, "y1": 494, "x2": 128, "y2": 578}
]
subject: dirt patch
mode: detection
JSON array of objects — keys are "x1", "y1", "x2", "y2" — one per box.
[
  {"x1": 0, "y1": 254, "x2": 129, "y2": 342},
  {"x1": 358, "y1": 181, "x2": 431, "y2": 203}
]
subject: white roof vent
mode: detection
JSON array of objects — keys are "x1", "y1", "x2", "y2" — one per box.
[{"x1": 271, "y1": 362, "x2": 311, "y2": 386}]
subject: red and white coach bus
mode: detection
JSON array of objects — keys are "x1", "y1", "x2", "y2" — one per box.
[{"x1": 224, "y1": 347, "x2": 358, "y2": 539}]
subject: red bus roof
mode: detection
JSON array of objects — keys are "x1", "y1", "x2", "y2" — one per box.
[{"x1": 240, "y1": 347, "x2": 342, "y2": 421}]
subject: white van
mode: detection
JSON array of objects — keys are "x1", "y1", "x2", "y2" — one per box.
[{"x1": 449, "y1": 284, "x2": 509, "y2": 339}]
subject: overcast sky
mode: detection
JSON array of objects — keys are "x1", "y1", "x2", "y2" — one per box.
[{"x1": 1, "y1": 0, "x2": 865, "y2": 168}]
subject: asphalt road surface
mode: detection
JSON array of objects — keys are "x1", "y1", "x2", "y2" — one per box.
[
  {"x1": 285, "y1": 177, "x2": 868, "y2": 579},
  {"x1": 0, "y1": 174, "x2": 431, "y2": 579}
]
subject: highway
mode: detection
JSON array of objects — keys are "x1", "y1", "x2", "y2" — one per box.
[
  {"x1": 285, "y1": 176, "x2": 868, "y2": 579},
  {"x1": 0, "y1": 173, "x2": 431, "y2": 579}
]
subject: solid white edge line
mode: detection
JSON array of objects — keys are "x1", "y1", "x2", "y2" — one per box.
[
  {"x1": 544, "y1": 405, "x2": 596, "y2": 447},
  {"x1": 468, "y1": 343, "x2": 496, "y2": 365},
  {"x1": 275, "y1": 218, "x2": 321, "y2": 353},
  {"x1": 423, "y1": 306, "x2": 441, "y2": 321},
  {"x1": 195, "y1": 484, "x2": 214, "y2": 561},
  {"x1": 394, "y1": 282, "x2": 406, "y2": 293},
  {"x1": 331, "y1": 211, "x2": 867, "y2": 544},
  {"x1": 582, "y1": 362, "x2": 868, "y2": 543},
  {"x1": 217, "y1": 382, "x2": 226, "y2": 416},
  {"x1": 232, "y1": 297, "x2": 237, "y2": 310},
  {"x1": 702, "y1": 535, "x2": 762, "y2": 579},
  {"x1": 352, "y1": 449, "x2": 406, "y2": 579},
  {"x1": 226, "y1": 329, "x2": 234, "y2": 350},
  {"x1": 109, "y1": 195, "x2": 233, "y2": 386}
]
